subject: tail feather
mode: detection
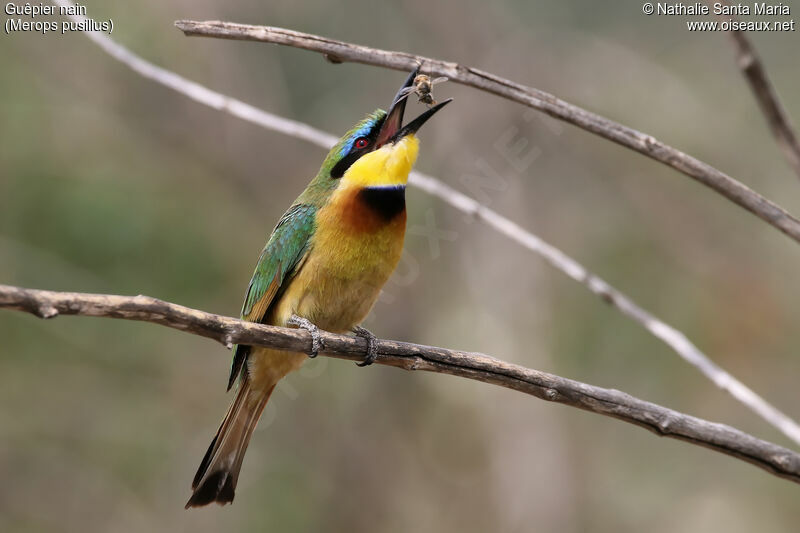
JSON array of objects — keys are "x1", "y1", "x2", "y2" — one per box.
[{"x1": 186, "y1": 376, "x2": 275, "y2": 508}]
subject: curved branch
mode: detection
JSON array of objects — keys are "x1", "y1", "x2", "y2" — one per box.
[
  {"x1": 174, "y1": 19, "x2": 800, "y2": 245},
  {"x1": 41, "y1": 0, "x2": 800, "y2": 447},
  {"x1": 2, "y1": 284, "x2": 800, "y2": 485}
]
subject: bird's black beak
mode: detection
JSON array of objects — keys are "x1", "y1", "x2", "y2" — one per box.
[{"x1": 375, "y1": 66, "x2": 452, "y2": 147}]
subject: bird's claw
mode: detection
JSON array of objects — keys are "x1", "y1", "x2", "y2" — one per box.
[
  {"x1": 352, "y1": 326, "x2": 378, "y2": 367},
  {"x1": 288, "y1": 314, "x2": 321, "y2": 358}
]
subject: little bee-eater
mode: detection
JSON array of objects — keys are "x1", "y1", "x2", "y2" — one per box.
[{"x1": 186, "y1": 67, "x2": 451, "y2": 507}]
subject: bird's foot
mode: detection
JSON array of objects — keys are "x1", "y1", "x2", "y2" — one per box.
[
  {"x1": 352, "y1": 325, "x2": 378, "y2": 367},
  {"x1": 288, "y1": 314, "x2": 322, "y2": 358}
]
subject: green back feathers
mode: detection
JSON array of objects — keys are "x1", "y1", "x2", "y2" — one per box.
[{"x1": 228, "y1": 204, "x2": 317, "y2": 389}]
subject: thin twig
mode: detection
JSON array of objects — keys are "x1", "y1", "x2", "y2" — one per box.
[
  {"x1": 409, "y1": 174, "x2": 800, "y2": 447},
  {"x1": 46, "y1": 0, "x2": 800, "y2": 446},
  {"x1": 715, "y1": 3, "x2": 800, "y2": 180},
  {"x1": 1, "y1": 284, "x2": 799, "y2": 485},
  {"x1": 174, "y1": 20, "x2": 800, "y2": 245}
]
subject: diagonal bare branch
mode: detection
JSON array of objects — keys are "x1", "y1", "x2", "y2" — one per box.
[
  {"x1": 45, "y1": 0, "x2": 800, "y2": 447},
  {"x1": 2, "y1": 284, "x2": 800, "y2": 486},
  {"x1": 719, "y1": 17, "x2": 800, "y2": 179},
  {"x1": 174, "y1": 19, "x2": 800, "y2": 245}
]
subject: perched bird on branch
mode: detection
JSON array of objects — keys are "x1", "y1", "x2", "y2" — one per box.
[{"x1": 186, "y1": 67, "x2": 451, "y2": 507}]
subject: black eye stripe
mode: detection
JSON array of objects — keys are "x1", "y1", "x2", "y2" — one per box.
[
  {"x1": 330, "y1": 115, "x2": 388, "y2": 179},
  {"x1": 331, "y1": 150, "x2": 362, "y2": 178}
]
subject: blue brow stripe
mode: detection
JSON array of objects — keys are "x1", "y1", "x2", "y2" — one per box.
[{"x1": 340, "y1": 123, "x2": 375, "y2": 156}]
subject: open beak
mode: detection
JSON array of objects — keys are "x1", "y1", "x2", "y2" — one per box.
[{"x1": 375, "y1": 66, "x2": 452, "y2": 148}]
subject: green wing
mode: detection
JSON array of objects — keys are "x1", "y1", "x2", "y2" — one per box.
[{"x1": 228, "y1": 204, "x2": 316, "y2": 389}]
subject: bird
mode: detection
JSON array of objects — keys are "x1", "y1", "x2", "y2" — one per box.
[{"x1": 186, "y1": 67, "x2": 451, "y2": 508}]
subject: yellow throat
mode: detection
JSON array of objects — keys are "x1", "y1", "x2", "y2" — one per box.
[{"x1": 340, "y1": 134, "x2": 419, "y2": 189}]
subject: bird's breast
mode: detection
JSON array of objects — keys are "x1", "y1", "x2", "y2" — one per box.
[
  {"x1": 334, "y1": 184, "x2": 406, "y2": 232},
  {"x1": 356, "y1": 186, "x2": 406, "y2": 222},
  {"x1": 270, "y1": 184, "x2": 406, "y2": 332}
]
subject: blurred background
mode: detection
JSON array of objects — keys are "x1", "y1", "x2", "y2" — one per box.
[{"x1": 2, "y1": 1, "x2": 800, "y2": 531}]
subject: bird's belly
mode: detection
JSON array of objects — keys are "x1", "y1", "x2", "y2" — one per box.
[
  {"x1": 296, "y1": 271, "x2": 386, "y2": 332},
  {"x1": 270, "y1": 214, "x2": 406, "y2": 333}
]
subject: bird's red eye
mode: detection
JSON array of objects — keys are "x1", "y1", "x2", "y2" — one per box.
[{"x1": 354, "y1": 137, "x2": 369, "y2": 149}]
